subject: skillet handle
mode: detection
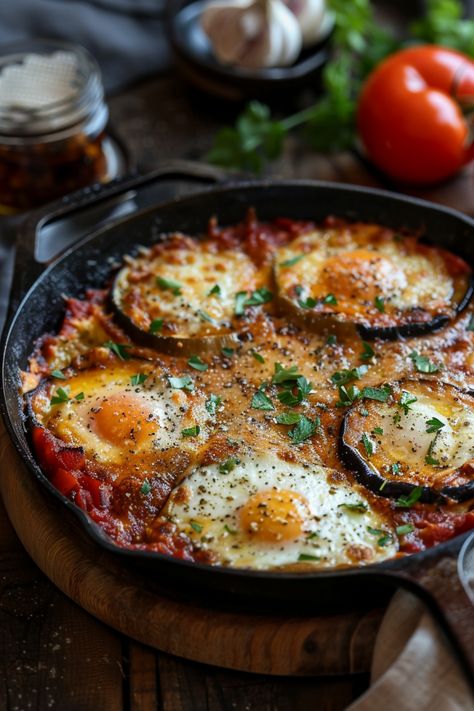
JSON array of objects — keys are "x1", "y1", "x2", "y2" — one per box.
[
  {"x1": 382, "y1": 532, "x2": 474, "y2": 691},
  {"x1": 11, "y1": 159, "x2": 234, "y2": 312}
]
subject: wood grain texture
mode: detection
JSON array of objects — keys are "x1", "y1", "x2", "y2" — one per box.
[{"x1": 0, "y1": 425, "x2": 383, "y2": 677}]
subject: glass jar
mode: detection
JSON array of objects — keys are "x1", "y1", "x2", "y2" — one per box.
[{"x1": 0, "y1": 40, "x2": 119, "y2": 212}]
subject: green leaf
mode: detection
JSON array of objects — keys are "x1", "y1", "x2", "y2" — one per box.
[
  {"x1": 326, "y1": 334, "x2": 337, "y2": 346},
  {"x1": 426, "y1": 417, "x2": 445, "y2": 434},
  {"x1": 409, "y1": 350, "x2": 441, "y2": 374},
  {"x1": 399, "y1": 391, "x2": 417, "y2": 414},
  {"x1": 372, "y1": 427, "x2": 384, "y2": 435},
  {"x1": 467, "y1": 314, "x2": 474, "y2": 332},
  {"x1": 218, "y1": 457, "x2": 240, "y2": 474},
  {"x1": 336, "y1": 384, "x2": 360, "y2": 407},
  {"x1": 245, "y1": 288, "x2": 273, "y2": 307},
  {"x1": 298, "y1": 554, "x2": 320, "y2": 562},
  {"x1": 208, "y1": 284, "x2": 221, "y2": 297},
  {"x1": 367, "y1": 526, "x2": 393, "y2": 547},
  {"x1": 205, "y1": 394, "x2": 222, "y2": 415},
  {"x1": 298, "y1": 296, "x2": 318, "y2": 309},
  {"x1": 425, "y1": 454, "x2": 440, "y2": 466},
  {"x1": 277, "y1": 375, "x2": 312, "y2": 407},
  {"x1": 272, "y1": 363, "x2": 302, "y2": 385},
  {"x1": 224, "y1": 524, "x2": 237, "y2": 535},
  {"x1": 74, "y1": 392, "x2": 85, "y2": 401},
  {"x1": 275, "y1": 411, "x2": 302, "y2": 425},
  {"x1": 190, "y1": 521, "x2": 203, "y2": 533},
  {"x1": 221, "y1": 347, "x2": 234, "y2": 358},
  {"x1": 331, "y1": 365, "x2": 368, "y2": 386},
  {"x1": 339, "y1": 502, "x2": 368, "y2": 513},
  {"x1": 104, "y1": 341, "x2": 131, "y2": 360},
  {"x1": 323, "y1": 293, "x2": 338, "y2": 305},
  {"x1": 280, "y1": 254, "x2": 305, "y2": 268},
  {"x1": 188, "y1": 355, "x2": 208, "y2": 371},
  {"x1": 50, "y1": 387, "x2": 70, "y2": 405},
  {"x1": 410, "y1": 0, "x2": 474, "y2": 57},
  {"x1": 235, "y1": 291, "x2": 248, "y2": 316},
  {"x1": 131, "y1": 373, "x2": 148, "y2": 386},
  {"x1": 149, "y1": 318, "x2": 164, "y2": 334},
  {"x1": 361, "y1": 433, "x2": 374, "y2": 457},
  {"x1": 168, "y1": 375, "x2": 194, "y2": 392},
  {"x1": 396, "y1": 524, "x2": 415, "y2": 537},
  {"x1": 395, "y1": 486, "x2": 423, "y2": 508},
  {"x1": 391, "y1": 462, "x2": 401, "y2": 475},
  {"x1": 251, "y1": 387, "x2": 274, "y2": 411},
  {"x1": 374, "y1": 296, "x2": 385, "y2": 313},
  {"x1": 51, "y1": 369, "x2": 66, "y2": 379},
  {"x1": 288, "y1": 416, "x2": 319, "y2": 444},
  {"x1": 140, "y1": 479, "x2": 152, "y2": 495},
  {"x1": 251, "y1": 350, "x2": 265, "y2": 364},
  {"x1": 198, "y1": 309, "x2": 215, "y2": 324},
  {"x1": 182, "y1": 425, "x2": 200, "y2": 437},
  {"x1": 156, "y1": 276, "x2": 182, "y2": 296},
  {"x1": 360, "y1": 385, "x2": 391, "y2": 402},
  {"x1": 360, "y1": 342, "x2": 374, "y2": 361}
]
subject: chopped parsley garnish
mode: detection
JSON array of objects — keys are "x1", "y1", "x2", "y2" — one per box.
[
  {"x1": 140, "y1": 479, "x2": 152, "y2": 495},
  {"x1": 218, "y1": 457, "x2": 240, "y2": 474},
  {"x1": 130, "y1": 373, "x2": 148, "y2": 386},
  {"x1": 306, "y1": 531, "x2": 319, "y2": 540},
  {"x1": 336, "y1": 384, "x2": 360, "y2": 407},
  {"x1": 331, "y1": 365, "x2": 368, "y2": 386},
  {"x1": 188, "y1": 355, "x2": 208, "y2": 371},
  {"x1": 367, "y1": 526, "x2": 392, "y2": 547},
  {"x1": 224, "y1": 524, "x2": 236, "y2": 535},
  {"x1": 221, "y1": 347, "x2": 234, "y2": 358},
  {"x1": 277, "y1": 375, "x2": 312, "y2": 406},
  {"x1": 298, "y1": 553, "x2": 320, "y2": 561},
  {"x1": 104, "y1": 341, "x2": 131, "y2": 360},
  {"x1": 182, "y1": 425, "x2": 200, "y2": 437},
  {"x1": 272, "y1": 363, "x2": 302, "y2": 385},
  {"x1": 360, "y1": 341, "x2": 375, "y2": 361},
  {"x1": 425, "y1": 454, "x2": 440, "y2": 465},
  {"x1": 251, "y1": 387, "x2": 274, "y2": 411},
  {"x1": 235, "y1": 288, "x2": 273, "y2": 315},
  {"x1": 379, "y1": 480, "x2": 387, "y2": 491},
  {"x1": 426, "y1": 417, "x2": 445, "y2": 433},
  {"x1": 156, "y1": 276, "x2": 182, "y2": 296},
  {"x1": 374, "y1": 296, "x2": 385, "y2": 313},
  {"x1": 288, "y1": 415, "x2": 319, "y2": 444},
  {"x1": 398, "y1": 391, "x2": 417, "y2": 414},
  {"x1": 395, "y1": 486, "x2": 423, "y2": 508},
  {"x1": 391, "y1": 462, "x2": 401, "y2": 475},
  {"x1": 50, "y1": 387, "x2": 70, "y2": 405},
  {"x1": 298, "y1": 295, "x2": 318, "y2": 309},
  {"x1": 190, "y1": 521, "x2": 203, "y2": 533},
  {"x1": 75, "y1": 392, "x2": 85, "y2": 401},
  {"x1": 326, "y1": 334, "x2": 337, "y2": 346},
  {"x1": 149, "y1": 318, "x2": 164, "y2": 334},
  {"x1": 467, "y1": 314, "x2": 474, "y2": 331},
  {"x1": 361, "y1": 433, "x2": 374, "y2": 456},
  {"x1": 251, "y1": 350, "x2": 265, "y2": 363},
  {"x1": 208, "y1": 284, "x2": 221, "y2": 296},
  {"x1": 396, "y1": 524, "x2": 414, "y2": 537},
  {"x1": 51, "y1": 370, "x2": 66, "y2": 379},
  {"x1": 275, "y1": 411, "x2": 303, "y2": 425},
  {"x1": 198, "y1": 310, "x2": 215, "y2": 323},
  {"x1": 409, "y1": 350, "x2": 441, "y2": 373},
  {"x1": 168, "y1": 375, "x2": 194, "y2": 392},
  {"x1": 280, "y1": 254, "x2": 304, "y2": 267},
  {"x1": 205, "y1": 393, "x2": 222, "y2": 415},
  {"x1": 323, "y1": 293, "x2": 337, "y2": 305},
  {"x1": 297, "y1": 292, "x2": 337, "y2": 309},
  {"x1": 339, "y1": 502, "x2": 368, "y2": 513},
  {"x1": 360, "y1": 385, "x2": 391, "y2": 402},
  {"x1": 372, "y1": 427, "x2": 384, "y2": 435}
]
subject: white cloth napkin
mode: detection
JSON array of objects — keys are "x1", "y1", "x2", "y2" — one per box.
[{"x1": 348, "y1": 590, "x2": 474, "y2": 711}]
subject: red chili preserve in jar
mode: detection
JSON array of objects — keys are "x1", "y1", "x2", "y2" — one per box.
[{"x1": 0, "y1": 40, "x2": 118, "y2": 211}]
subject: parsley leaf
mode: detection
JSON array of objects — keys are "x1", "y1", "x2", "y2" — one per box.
[
  {"x1": 156, "y1": 276, "x2": 182, "y2": 296},
  {"x1": 198, "y1": 310, "x2": 215, "y2": 324},
  {"x1": 131, "y1": 373, "x2": 148, "y2": 386},
  {"x1": 218, "y1": 457, "x2": 240, "y2": 474},
  {"x1": 272, "y1": 363, "x2": 302, "y2": 385},
  {"x1": 190, "y1": 521, "x2": 203, "y2": 533},
  {"x1": 360, "y1": 385, "x2": 391, "y2": 402},
  {"x1": 399, "y1": 391, "x2": 418, "y2": 414},
  {"x1": 298, "y1": 295, "x2": 318, "y2": 309},
  {"x1": 324, "y1": 293, "x2": 338, "y2": 305},
  {"x1": 339, "y1": 502, "x2": 368, "y2": 513},
  {"x1": 409, "y1": 350, "x2": 441, "y2": 374},
  {"x1": 372, "y1": 427, "x2": 384, "y2": 435},
  {"x1": 51, "y1": 369, "x2": 66, "y2": 379},
  {"x1": 367, "y1": 526, "x2": 393, "y2": 547},
  {"x1": 425, "y1": 454, "x2": 440, "y2": 466},
  {"x1": 251, "y1": 350, "x2": 265, "y2": 363},
  {"x1": 168, "y1": 375, "x2": 194, "y2": 392},
  {"x1": 426, "y1": 417, "x2": 445, "y2": 434},
  {"x1": 149, "y1": 318, "x2": 164, "y2": 334},
  {"x1": 205, "y1": 394, "x2": 222, "y2": 415},
  {"x1": 75, "y1": 392, "x2": 84, "y2": 401},
  {"x1": 374, "y1": 296, "x2": 385, "y2": 313},
  {"x1": 396, "y1": 524, "x2": 415, "y2": 537},
  {"x1": 326, "y1": 334, "x2": 337, "y2": 346},
  {"x1": 391, "y1": 462, "x2": 401, "y2": 475},
  {"x1": 188, "y1": 355, "x2": 208, "y2": 371},
  {"x1": 298, "y1": 553, "x2": 320, "y2": 562},
  {"x1": 182, "y1": 425, "x2": 200, "y2": 437},
  {"x1": 275, "y1": 411, "x2": 302, "y2": 425},
  {"x1": 208, "y1": 284, "x2": 221, "y2": 296},
  {"x1": 235, "y1": 288, "x2": 273, "y2": 315},
  {"x1": 104, "y1": 341, "x2": 131, "y2": 360},
  {"x1": 221, "y1": 347, "x2": 234, "y2": 358},
  {"x1": 467, "y1": 314, "x2": 474, "y2": 332},
  {"x1": 140, "y1": 479, "x2": 152, "y2": 495},
  {"x1": 395, "y1": 486, "x2": 423, "y2": 508},
  {"x1": 251, "y1": 387, "x2": 274, "y2": 411},
  {"x1": 360, "y1": 341, "x2": 374, "y2": 361},
  {"x1": 331, "y1": 365, "x2": 368, "y2": 386},
  {"x1": 277, "y1": 375, "x2": 312, "y2": 406},
  {"x1": 280, "y1": 254, "x2": 305, "y2": 268},
  {"x1": 50, "y1": 387, "x2": 70, "y2": 405},
  {"x1": 361, "y1": 433, "x2": 374, "y2": 456},
  {"x1": 336, "y1": 384, "x2": 360, "y2": 407},
  {"x1": 288, "y1": 415, "x2": 319, "y2": 444}
]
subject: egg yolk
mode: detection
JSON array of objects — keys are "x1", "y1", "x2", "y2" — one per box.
[
  {"x1": 239, "y1": 489, "x2": 308, "y2": 543},
  {"x1": 320, "y1": 249, "x2": 403, "y2": 303},
  {"x1": 92, "y1": 393, "x2": 157, "y2": 447}
]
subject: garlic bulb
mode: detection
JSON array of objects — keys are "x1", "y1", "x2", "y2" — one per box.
[
  {"x1": 283, "y1": 0, "x2": 333, "y2": 47},
  {"x1": 201, "y1": 0, "x2": 303, "y2": 69}
]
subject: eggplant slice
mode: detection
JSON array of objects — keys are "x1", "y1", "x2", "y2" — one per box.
[
  {"x1": 275, "y1": 223, "x2": 473, "y2": 340},
  {"x1": 112, "y1": 233, "x2": 272, "y2": 355},
  {"x1": 340, "y1": 379, "x2": 474, "y2": 502}
]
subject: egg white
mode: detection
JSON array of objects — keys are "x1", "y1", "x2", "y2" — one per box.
[{"x1": 163, "y1": 450, "x2": 397, "y2": 569}]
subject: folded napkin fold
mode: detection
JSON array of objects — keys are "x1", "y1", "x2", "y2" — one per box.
[{"x1": 348, "y1": 590, "x2": 473, "y2": 711}]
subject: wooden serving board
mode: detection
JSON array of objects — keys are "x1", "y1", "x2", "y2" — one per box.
[{"x1": 0, "y1": 425, "x2": 385, "y2": 676}]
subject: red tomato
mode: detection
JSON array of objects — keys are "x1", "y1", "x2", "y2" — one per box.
[{"x1": 357, "y1": 45, "x2": 474, "y2": 184}]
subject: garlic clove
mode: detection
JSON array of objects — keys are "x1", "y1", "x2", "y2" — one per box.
[
  {"x1": 283, "y1": 0, "x2": 334, "y2": 48},
  {"x1": 201, "y1": 0, "x2": 303, "y2": 70}
]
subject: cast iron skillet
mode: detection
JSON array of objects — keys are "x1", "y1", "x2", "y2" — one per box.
[{"x1": 1, "y1": 161, "x2": 473, "y2": 685}]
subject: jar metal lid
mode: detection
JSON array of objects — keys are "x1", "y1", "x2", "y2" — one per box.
[{"x1": 0, "y1": 39, "x2": 107, "y2": 138}]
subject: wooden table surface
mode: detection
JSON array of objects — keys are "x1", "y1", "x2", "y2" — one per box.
[{"x1": 1, "y1": 63, "x2": 473, "y2": 711}]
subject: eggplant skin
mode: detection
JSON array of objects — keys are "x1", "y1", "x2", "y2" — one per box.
[{"x1": 339, "y1": 411, "x2": 474, "y2": 504}]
